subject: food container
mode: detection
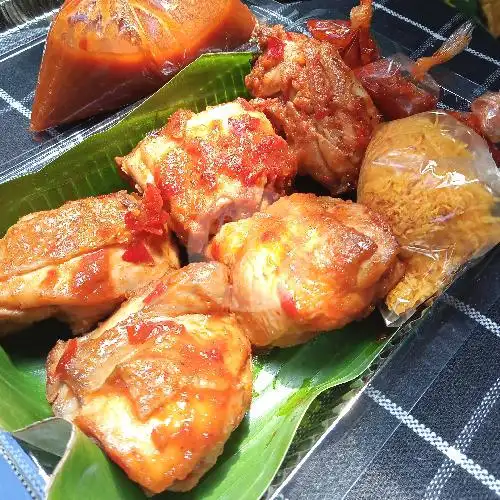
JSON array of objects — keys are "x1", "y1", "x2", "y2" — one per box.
[{"x1": 0, "y1": 1, "x2": 498, "y2": 499}]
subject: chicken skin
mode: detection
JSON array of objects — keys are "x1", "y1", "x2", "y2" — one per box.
[
  {"x1": 116, "y1": 99, "x2": 297, "y2": 253},
  {"x1": 0, "y1": 192, "x2": 179, "y2": 334},
  {"x1": 207, "y1": 194, "x2": 403, "y2": 347},
  {"x1": 246, "y1": 25, "x2": 380, "y2": 194},
  {"x1": 46, "y1": 263, "x2": 251, "y2": 493}
]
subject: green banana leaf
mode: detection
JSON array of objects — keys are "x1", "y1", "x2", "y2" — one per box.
[
  {"x1": 0, "y1": 349, "x2": 50, "y2": 431},
  {"x1": 5, "y1": 316, "x2": 393, "y2": 500},
  {"x1": 0, "y1": 51, "x2": 399, "y2": 500},
  {"x1": 14, "y1": 419, "x2": 145, "y2": 500},
  {"x1": 0, "y1": 51, "x2": 252, "y2": 236}
]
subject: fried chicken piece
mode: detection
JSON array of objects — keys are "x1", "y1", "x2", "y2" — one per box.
[
  {"x1": 245, "y1": 25, "x2": 379, "y2": 194},
  {"x1": 46, "y1": 262, "x2": 251, "y2": 493},
  {"x1": 446, "y1": 92, "x2": 500, "y2": 167},
  {"x1": 207, "y1": 193, "x2": 403, "y2": 347},
  {"x1": 0, "y1": 192, "x2": 179, "y2": 334},
  {"x1": 116, "y1": 99, "x2": 297, "y2": 253}
]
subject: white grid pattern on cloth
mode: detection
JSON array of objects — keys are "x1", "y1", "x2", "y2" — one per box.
[
  {"x1": 0, "y1": 90, "x2": 33, "y2": 117},
  {"x1": 442, "y1": 294, "x2": 500, "y2": 338},
  {"x1": 410, "y1": 13, "x2": 465, "y2": 59},
  {"x1": 0, "y1": 38, "x2": 44, "y2": 64},
  {"x1": 365, "y1": 386, "x2": 500, "y2": 497},
  {"x1": 472, "y1": 68, "x2": 500, "y2": 99},
  {"x1": 268, "y1": 382, "x2": 369, "y2": 500},
  {"x1": 0, "y1": 87, "x2": 30, "y2": 118},
  {"x1": 423, "y1": 377, "x2": 500, "y2": 499},
  {"x1": 0, "y1": 88, "x2": 60, "y2": 139},
  {"x1": 372, "y1": 2, "x2": 500, "y2": 67},
  {"x1": 0, "y1": 9, "x2": 54, "y2": 60}
]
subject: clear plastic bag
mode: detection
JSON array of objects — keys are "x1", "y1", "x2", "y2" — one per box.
[
  {"x1": 354, "y1": 53, "x2": 440, "y2": 120},
  {"x1": 357, "y1": 111, "x2": 500, "y2": 322},
  {"x1": 354, "y1": 21, "x2": 473, "y2": 121},
  {"x1": 30, "y1": 0, "x2": 256, "y2": 131},
  {"x1": 471, "y1": 91, "x2": 500, "y2": 143}
]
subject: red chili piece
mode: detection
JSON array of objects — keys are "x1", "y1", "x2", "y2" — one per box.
[
  {"x1": 127, "y1": 323, "x2": 158, "y2": 344},
  {"x1": 278, "y1": 284, "x2": 300, "y2": 318},
  {"x1": 124, "y1": 184, "x2": 168, "y2": 236},
  {"x1": 143, "y1": 282, "x2": 168, "y2": 305},
  {"x1": 267, "y1": 36, "x2": 285, "y2": 61},
  {"x1": 55, "y1": 338, "x2": 78, "y2": 376},
  {"x1": 122, "y1": 240, "x2": 155, "y2": 264}
]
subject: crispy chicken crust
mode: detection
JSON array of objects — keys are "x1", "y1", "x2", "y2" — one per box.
[
  {"x1": 246, "y1": 25, "x2": 379, "y2": 194},
  {"x1": 46, "y1": 263, "x2": 251, "y2": 493},
  {"x1": 0, "y1": 192, "x2": 179, "y2": 334},
  {"x1": 207, "y1": 193, "x2": 403, "y2": 346},
  {"x1": 117, "y1": 99, "x2": 297, "y2": 253}
]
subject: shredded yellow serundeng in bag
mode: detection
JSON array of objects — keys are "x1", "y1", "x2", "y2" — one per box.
[{"x1": 358, "y1": 112, "x2": 500, "y2": 316}]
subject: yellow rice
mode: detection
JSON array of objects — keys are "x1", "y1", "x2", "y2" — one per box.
[{"x1": 358, "y1": 113, "x2": 500, "y2": 315}]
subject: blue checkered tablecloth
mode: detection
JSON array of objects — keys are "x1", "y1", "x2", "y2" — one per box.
[
  {"x1": 0, "y1": 431, "x2": 45, "y2": 499},
  {"x1": 273, "y1": 247, "x2": 500, "y2": 500},
  {"x1": 0, "y1": 1, "x2": 499, "y2": 499}
]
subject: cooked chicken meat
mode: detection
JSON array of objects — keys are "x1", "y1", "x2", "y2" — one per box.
[
  {"x1": 207, "y1": 193, "x2": 403, "y2": 347},
  {"x1": 46, "y1": 262, "x2": 251, "y2": 493},
  {"x1": 0, "y1": 192, "x2": 179, "y2": 334},
  {"x1": 246, "y1": 25, "x2": 380, "y2": 194},
  {"x1": 116, "y1": 99, "x2": 297, "y2": 253}
]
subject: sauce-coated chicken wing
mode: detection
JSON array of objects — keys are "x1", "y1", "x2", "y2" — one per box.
[
  {"x1": 116, "y1": 99, "x2": 297, "y2": 253},
  {"x1": 246, "y1": 25, "x2": 379, "y2": 194},
  {"x1": 46, "y1": 262, "x2": 251, "y2": 493},
  {"x1": 207, "y1": 194, "x2": 403, "y2": 346},
  {"x1": 0, "y1": 192, "x2": 179, "y2": 334}
]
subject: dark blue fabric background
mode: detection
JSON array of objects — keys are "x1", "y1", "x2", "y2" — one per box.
[
  {"x1": 0, "y1": 1, "x2": 499, "y2": 499},
  {"x1": 275, "y1": 248, "x2": 500, "y2": 499},
  {"x1": 0, "y1": 454, "x2": 33, "y2": 500}
]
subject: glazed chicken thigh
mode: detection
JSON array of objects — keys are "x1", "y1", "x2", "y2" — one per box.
[
  {"x1": 207, "y1": 194, "x2": 403, "y2": 346},
  {"x1": 116, "y1": 99, "x2": 297, "y2": 252},
  {"x1": 0, "y1": 192, "x2": 179, "y2": 334},
  {"x1": 47, "y1": 262, "x2": 251, "y2": 493},
  {"x1": 246, "y1": 25, "x2": 380, "y2": 194}
]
